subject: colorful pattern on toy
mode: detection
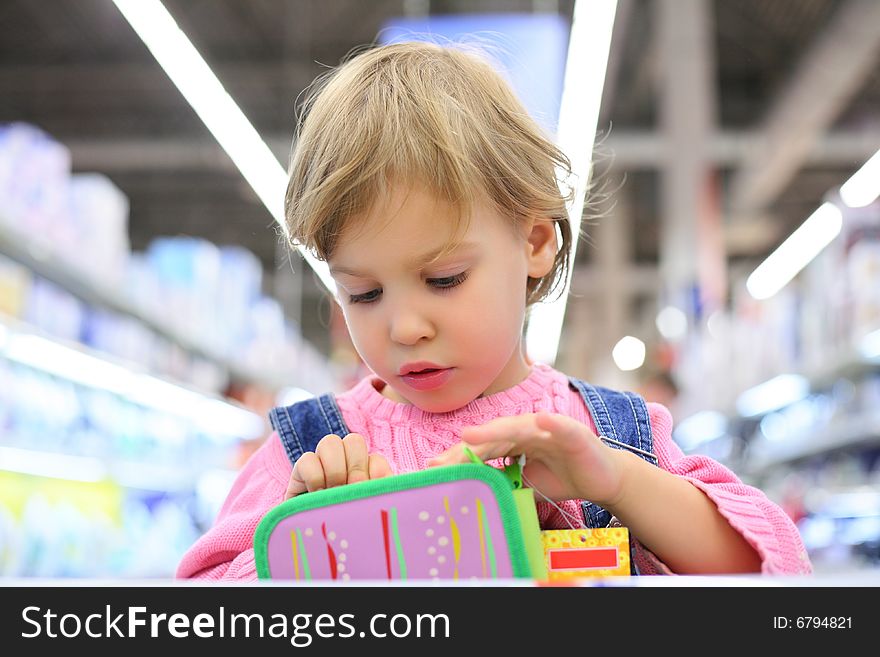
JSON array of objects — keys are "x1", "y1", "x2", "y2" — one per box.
[
  {"x1": 541, "y1": 527, "x2": 631, "y2": 579},
  {"x1": 257, "y1": 466, "x2": 535, "y2": 581},
  {"x1": 270, "y1": 487, "x2": 502, "y2": 580}
]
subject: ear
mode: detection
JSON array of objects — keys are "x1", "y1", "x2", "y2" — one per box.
[{"x1": 524, "y1": 218, "x2": 557, "y2": 279}]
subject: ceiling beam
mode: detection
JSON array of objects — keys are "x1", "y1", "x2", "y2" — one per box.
[
  {"x1": 727, "y1": 0, "x2": 880, "y2": 216},
  {"x1": 602, "y1": 130, "x2": 880, "y2": 170},
  {"x1": 65, "y1": 130, "x2": 880, "y2": 172},
  {"x1": 0, "y1": 61, "x2": 316, "y2": 96}
]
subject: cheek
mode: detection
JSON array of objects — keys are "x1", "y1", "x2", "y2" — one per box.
[
  {"x1": 340, "y1": 310, "x2": 377, "y2": 355},
  {"x1": 454, "y1": 272, "x2": 526, "y2": 341}
]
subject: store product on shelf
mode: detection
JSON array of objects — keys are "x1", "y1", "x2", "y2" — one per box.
[
  {"x1": 0, "y1": 122, "x2": 71, "y2": 238},
  {"x1": 145, "y1": 236, "x2": 272, "y2": 359},
  {"x1": 22, "y1": 277, "x2": 86, "y2": 343},
  {"x1": 845, "y1": 220, "x2": 880, "y2": 345},
  {"x1": 0, "y1": 254, "x2": 30, "y2": 317},
  {"x1": 66, "y1": 172, "x2": 131, "y2": 284},
  {"x1": 0, "y1": 472, "x2": 204, "y2": 578}
]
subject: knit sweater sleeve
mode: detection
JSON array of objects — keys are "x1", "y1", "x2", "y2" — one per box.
[
  {"x1": 175, "y1": 433, "x2": 292, "y2": 580},
  {"x1": 648, "y1": 402, "x2": 812, "y2": 575}
]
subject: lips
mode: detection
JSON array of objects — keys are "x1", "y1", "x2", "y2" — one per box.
[
  {"x1": 398, "y1": 361, "x2": 447, "y2": 376},
  {"x1": 398, "y1": 362, "x2": 454, "y2": 392}
]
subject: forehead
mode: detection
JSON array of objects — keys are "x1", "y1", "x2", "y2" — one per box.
[{"x1": 332, "y1": 183, "x2": 493, "y2": 259}]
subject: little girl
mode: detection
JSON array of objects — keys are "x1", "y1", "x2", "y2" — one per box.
[{"x1": 177, "y1": 41, "x2": 810, "y2": 579}]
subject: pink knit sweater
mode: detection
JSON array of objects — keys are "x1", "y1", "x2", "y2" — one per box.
[{"x1": 177, "y1": 363, "x2": 812, "y2": 579}]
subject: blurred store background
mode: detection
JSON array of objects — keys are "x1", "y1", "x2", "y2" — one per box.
[{"x1": 1, "y1": 0, "x2": 879, "y2": 578}]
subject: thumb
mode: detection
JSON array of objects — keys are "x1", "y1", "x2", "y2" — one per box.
[
  {"x1": 535, "y1": 412, "x2": 589, "y2": 444},
  {"x1": 284, "y1": 470, "x2": 308, "y2": 501},
  {"x1": 368, "y1": 453, "x2": 393, "y2": 479},
  {"x1": 429, "y1": 440, "x2": 516, "y2": 466}
]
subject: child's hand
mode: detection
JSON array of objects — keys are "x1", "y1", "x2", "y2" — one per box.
[
  {"x1": 285, "y1": 433, "x2": 392, "y2": 500},
  {"x1": 428, "y1": 412, "x2": 626, "y2": 505}
]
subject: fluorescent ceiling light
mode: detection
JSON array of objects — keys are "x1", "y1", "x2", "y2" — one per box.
[
  {"x1": 526, "y1": 0, "x2": 617, "y2": 365},
  {"x1": 746, "y1": 202, "x2": 842, "y2": 300},
  {"x1": 611, "y1": 335, "x2": 645, "y2": 371},
  {"x1": 112, "y1": 0, "x2": 334, "y2": 293},
  {"x1": 840, "y1": 147, "x2": 880, "y2": 208},
  {"x1": 656, "y1": 306, "x2": 687, "y2": 340},
  {"x1": 674, "y1": 411, "x2": 728, "y2": 451},
  {"x1": 736, "y1": 374, "x2": 809, "y2": 417}
]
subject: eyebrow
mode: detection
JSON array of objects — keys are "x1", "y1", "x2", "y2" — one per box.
[{"x1": 330, "y1": 241, "x2": 480, "y2": 278}]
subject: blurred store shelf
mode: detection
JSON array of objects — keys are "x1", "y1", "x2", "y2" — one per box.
[
  {"x1": 0, "y1": 311, "x2": 264, "y2": 441},
  {"x1": 0, "y1": 219, "x2": 289, "y2": 391},
  {"x1": 745, "y1": 412, "x2": 880, "y2": 478}
]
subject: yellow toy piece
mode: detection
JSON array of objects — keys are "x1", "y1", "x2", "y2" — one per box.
[{"x1": 541, "y1": 527, "x2": 631, "y2": 580}]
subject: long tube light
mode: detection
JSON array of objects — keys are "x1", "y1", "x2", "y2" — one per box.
[
  {"x1": 746, "y1": 202, "x2": 842, "y2": 300},
  {"x1": 111, "y1": 0, "x2": 334, "y2": 293},
  {"x1": 840, "y1": 147, "x2": 880, "y2": 208},
  {"x1": 747, "y1": 143, "x2": 880, "y2": 301},
  {"x1": 526, "y1": 0, "x2": 618, "y2": 365}
]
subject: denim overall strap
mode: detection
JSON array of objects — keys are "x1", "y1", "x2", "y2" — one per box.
[
  {"x1": 268, "y1": 394, "x2": 351, "y2": 466},
  {"x1": 568, "y1": 378, "x2": 658, "y2": 530}
]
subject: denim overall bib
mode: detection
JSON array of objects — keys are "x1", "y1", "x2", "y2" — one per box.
[{"x1": 268, "y1": 377, "x2": 659, "y2": 535}]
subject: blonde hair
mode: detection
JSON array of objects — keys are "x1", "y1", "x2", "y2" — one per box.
[{"x1": 285, "y1": 41, "x2": 574, "y2": 305}]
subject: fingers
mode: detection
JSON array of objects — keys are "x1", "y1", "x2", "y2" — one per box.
[
  {"x1": 428, "y1": 413, "x2": 591, "y2": 468},
  {"x1": 316, "y1": 434, "x2": 347, "y2": 488},
  {"x1": 286, "y1": 433, "x2": 390, "y2": 500},
  {"x1": 342, "y1": 433, "x2": 369, "y2": 484},
  {"x1": 286, "y1": 451, "x2": 324, "y2": 500},
  {"x1": 534, "y1": 411, "x2": 596, "y2": 444},
  {"x1": 428, "y1": 439, "x2": 517, "y2": 467},
  {"x1": 369, "y1": 453, "x2": 393, "y2": 479},
  {"x1": 461, "y1": 413, "x2": 552, "y2": 445}
]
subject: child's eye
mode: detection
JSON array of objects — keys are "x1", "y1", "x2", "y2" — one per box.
[
  {"x1": 349, "y1": 288, "x2": 382, "y2": 304},
  {"x1": 428, "y1": 271, "x2": 469, "y2": 290},
  {"x1": 348, "y1": 272, "x2": 468, "y2": 305}
]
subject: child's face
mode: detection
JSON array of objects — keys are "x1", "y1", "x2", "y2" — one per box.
[{"x1": 329, "y1": 183, "x2": 547, "y2": 413}]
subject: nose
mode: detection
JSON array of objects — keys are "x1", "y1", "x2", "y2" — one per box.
[{"x1": 388, "y1": 302, "x2": 435, "y2": 346}]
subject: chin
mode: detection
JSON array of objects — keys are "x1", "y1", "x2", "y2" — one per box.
[
  {"x1": 411, "y1": 392, "x2": 478, "y2": 414},
  {"x1": 415, "y1": 400, "x2": 465, "y2": 413}
]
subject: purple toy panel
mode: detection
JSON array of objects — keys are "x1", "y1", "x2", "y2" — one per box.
[{"x1": 266, "y1": 479, "x2": 514, "y2": 580}]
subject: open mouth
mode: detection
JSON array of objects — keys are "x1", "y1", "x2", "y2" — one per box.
[{"x1": 399, "y1": 367, "x2": 454, "y2": 391}]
